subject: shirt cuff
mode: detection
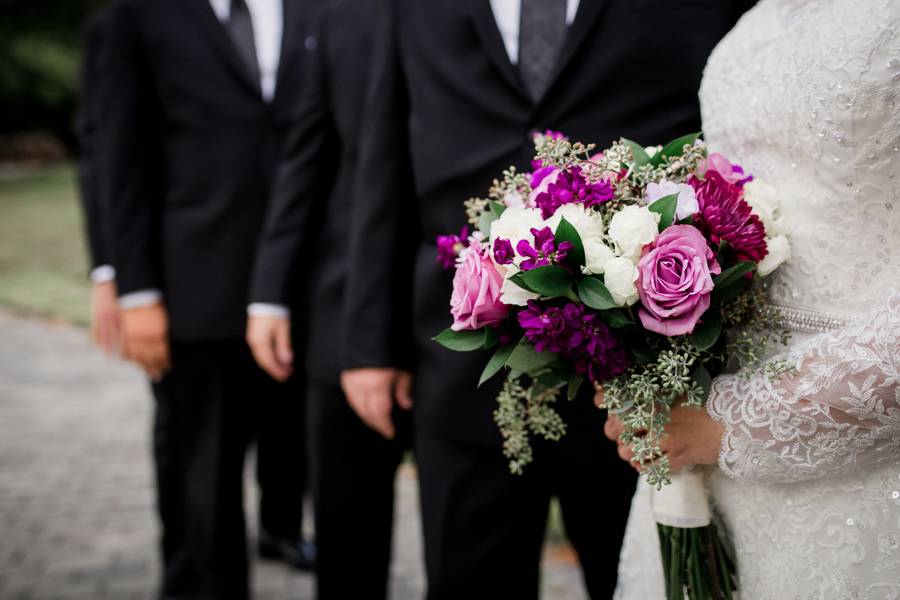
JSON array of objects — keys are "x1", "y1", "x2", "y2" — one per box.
[
  {"x1": 90, "y1": 265, "x2": 116, "y2": 284},
  {"x1": 118, "y1": 289, "x2": 163, "y2": 310},
  {"x1": 247, "y1": 303, "x2": 291, "y2": 319}
]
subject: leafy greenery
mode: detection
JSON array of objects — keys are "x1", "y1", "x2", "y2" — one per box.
[
  {"x1": 510, "y1": 265, "x2": 572, "y2": 298},
  {"x1": 648, "y1": 193, "x2": 679, "y2": 229},
  {"x1": 577, "y1": 277, "x2": 617, "y2": 310}
]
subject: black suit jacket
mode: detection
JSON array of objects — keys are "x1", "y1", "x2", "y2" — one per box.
[
  {"x1": 77, "y1": 9, "x2": 114, "y2": 272},
  {"x1": 343, "y1": 0, "x2": 756, "y2": 445},
  {"x1": 102, "y1": 0, "x2": 322, "y2": 340},
  {"x1": 250, "y1": 0, "x2": 375, "y2": 385}
]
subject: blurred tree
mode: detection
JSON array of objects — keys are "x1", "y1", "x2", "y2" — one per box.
[{"x1": 0, "y1": 0, "x2": 108, "y2": 151}]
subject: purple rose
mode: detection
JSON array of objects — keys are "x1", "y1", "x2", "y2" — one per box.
[
  {"x1": 450, "y1": 240, "x2": 509, "y2": 331},
  {"x1": 636, "y1": 225, "x2": 722, "y2": 337}
]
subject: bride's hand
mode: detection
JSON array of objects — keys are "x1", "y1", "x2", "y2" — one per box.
[
  {"x1": 655, "y1": 404, "x2": 724, "y2": 472},
  {"x1": 598, "y1": 387, "x2": 725, "y2": 473}
]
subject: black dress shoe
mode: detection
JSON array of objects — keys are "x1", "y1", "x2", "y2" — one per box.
[{"x1": 258, "y1": 529, "x2": 317, "y2": 572}]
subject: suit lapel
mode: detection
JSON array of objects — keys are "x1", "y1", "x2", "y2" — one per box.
[
  {"x1": 181, "y1": 0, "x2": 262, "y2": 99},
  {"x1": 468, "y1": 0, "x2": 527, "y2": 98},
  {"x1": 542, "y1": 0, "x2": 609, "y2": 102}
]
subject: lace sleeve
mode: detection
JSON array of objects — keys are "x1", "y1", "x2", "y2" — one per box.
[{"x1": 707, "y1": 294, "x2": 900, "y2": 484}]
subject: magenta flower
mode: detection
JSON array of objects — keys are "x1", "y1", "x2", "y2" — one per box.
[
  {"x1": 515, "y1": 227, "x2": 574, "y2": 271},
  {"x1": 698, "y1": 153, "x2": 753, "y2": 187},
  {"x1": 517, "y1": 301, "x2": 628, "y2": 383},
  {"x1": 636, "y1": 225, "x2": 722, "y2": 337},
  {"x1": 436, "y1": 226, "x2": 469, "y2": 270},
  {"x1": 493, "y1": 238, "x2": 515, "y2": 265},
  {"x1": 450, "y1": 240, "x2": 509, "y2": 331},
  {"x1": 690, "y1": 171, "x2": 768, "y2": 263},
  {"x1": 533, "y1": 166, "x2": 614, "y2": 219}
]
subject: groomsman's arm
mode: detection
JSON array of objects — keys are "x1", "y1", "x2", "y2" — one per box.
[
  {"x1": 78, "y1": 10, "x2": 121, "y2": 355},
  {"x1": 102, "y1": 2, "x2": 169, "y2": 379},
  {"x1": 246, "y1": 18, "x2": 332, "y2": 383},
  {"x1": 340, "y1": 0, "x2": 417, "y2": 439}
]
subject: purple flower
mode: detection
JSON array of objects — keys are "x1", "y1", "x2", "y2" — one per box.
[
  {"x1": 690, "y1": 171, "x2": 768, "y2": 263},
  {"x1": 518, "y1": 301, "x2": 569, "y2": 353},
  {"x1": 493, "y1": 238, "x2": 515, "y2": 265},
  {"x1": 436, "y1": 226, "x2": 469, "y2": 270},
  {"x1": 515, "y1": 227, "x2": 574, "y2": 271},
  {"x1": 636, "y1": 225, "x2": 721, "y2": 337},
  {"x1": 517, "y1": 301, "x2": 628, "y2": 383},
  {"x1": 533, "y1": 166, "x2": 614, "y2": 219}
]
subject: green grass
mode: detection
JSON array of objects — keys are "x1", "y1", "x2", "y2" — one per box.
[{"x1": 0, "y1": 162, "x2": 91, "y2": 325}]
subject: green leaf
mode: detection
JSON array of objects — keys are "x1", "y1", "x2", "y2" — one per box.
[
  {"x1": 659, "y1": 132, "x2": 701, "y2": 160},
  {"x1": 713, "y1": 261, "x2": 757, "y2": 289},
  {"x1": 567, "y1": 373, "x2": 585, "y2": 402},
  {"x1": 690, "y1": 310, "x2": 722, "y2": 352},
  {"x1": 711, "y1": 275, "x2": 750, "y2": 306},
  {"x1": 483, "y1": 327, "x2": 499, "y2": 349},
  {"x1": 505, "y1": 340, "x2": 559, "y2": 374},
  {"x1": 622, "y1": 138, "x2": 651, "y2": 167},
  {"x1": 678, "y1": 214, "x2": 694, "y2": 226},
  {"x1": 600, "y1": 307, "x2": 635, "y2": 328},
  {"x1": 692, "y1": 364, "x2": 713, "y2": 403},
  {"x1": 648, "y1": 193, "x2": 679, "y2": 229},
  {"x1": 537, "y1": 371, "x2": 567, "y2": 388},
  {"x1": 554, "y1": 217, "x2": 586, "y2": 268},
  {"x1": 478, "y1": 343, "x2": 516, "y2": 386},
  {"x1": 433, "y1": 328, "x2": 487, "y2": 352},
  {"x1": 512, "y1": 265, "x2": 573, "y2": 298},
  {"x1": 477, "y1": 201, "x2": 506, "y2": 236},
  {"x1": 577, "y1": 277, "x2": 618, "y2": 310}
]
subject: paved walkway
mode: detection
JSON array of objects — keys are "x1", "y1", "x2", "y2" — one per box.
[{"x1": 0, "y1": 311, "x2": 586, "y2": 600}]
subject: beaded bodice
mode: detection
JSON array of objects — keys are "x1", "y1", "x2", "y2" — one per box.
[{"x1": 700, "y1": 0, "x2": 900, "y2": 320}]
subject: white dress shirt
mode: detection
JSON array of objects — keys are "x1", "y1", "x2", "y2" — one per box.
[
  {"x1": 489, "y1": 0, "x2": 581, "y2": 65},
  {"x1": 117, "y1": 0, "x2": 284, "y2": 310}
]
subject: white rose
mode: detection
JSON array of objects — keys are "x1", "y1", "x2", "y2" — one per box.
[
  {"x1": 547, "y1": 204, "x2": 616, "y2": 275},
  {"x1": 500, "y1": 277, "x2": 539, "y2": 306},
  {"x1": 757, "y1": 234, "x2": 791, "y2": 277},
  {"x1": 645, "y1": 179, "x2": 699, "y2": 220},
  {"x1": 603, "y1": 256, "x2": 640, "y2": 306},
  {"x1": 489, "y1": 206, "x2": 544, "y2": 274},
  {"x1": 743, "y1": 179, "x2": 789, "y2": 237},
  {"x1": 608, "y1": 205, "x2": 660, "y2": 262}
]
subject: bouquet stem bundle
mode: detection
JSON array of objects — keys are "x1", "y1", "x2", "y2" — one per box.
[{"x1": 657, "y1": 523, "x2": 737, "y2": 600}]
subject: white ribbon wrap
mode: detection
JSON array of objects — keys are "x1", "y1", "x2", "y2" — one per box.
[{"x1": 650, "y1": 468, "x2": 712, "y2": 528}]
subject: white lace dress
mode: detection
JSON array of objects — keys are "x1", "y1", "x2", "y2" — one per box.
[{"x1": 615, "y1": 1, "x2": 900, "y2": 598}]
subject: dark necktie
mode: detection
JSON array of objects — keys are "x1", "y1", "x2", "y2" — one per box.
[
  {"x1": 518, "y1": 0, "x2": 568, "y2": 102},
  {"x1": 225, "y1": 0, "x2": 261, "y2": 91}
]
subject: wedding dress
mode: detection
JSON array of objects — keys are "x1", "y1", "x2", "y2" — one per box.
[{"x1": 615, "y1": 1, "x2": 900, "y2": 598}]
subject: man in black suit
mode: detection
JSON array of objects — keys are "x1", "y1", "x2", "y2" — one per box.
[
  {"x1": 341, "y1": 1, "x2": 755, "y2": 598},
  {"x1": 101, "y1": 1, "x2": 321, "y2": 597},
  {"x1": 245, "y1": 1, "x2": 407, "y2": 598}
]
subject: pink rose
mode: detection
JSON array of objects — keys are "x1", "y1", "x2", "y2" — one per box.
[
  {"x1": 450, "y1": 240, "x2": 509, "y2": 331},
  {"x1": 636, "y1": 225, "x2": 721, "y2": 336},
  {"x1": 698, "y1": 152, "x2": 751, "y2": 186}
]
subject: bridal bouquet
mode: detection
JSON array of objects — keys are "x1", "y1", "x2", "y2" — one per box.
[{"x1": 434, "y1": 131, "x2": 791, "y2": 600}]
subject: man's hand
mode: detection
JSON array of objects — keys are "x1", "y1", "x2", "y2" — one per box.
[
  {"x1": 246, "y1": 315, "x2": 294, "y2": 382},
  {"x1": 120, "y1": 302, "x2": 170, "y2": 381},
  {"x1": 340, "y1": 368, "x2": 413, "y2": 439},
  {"x1": 90, "y1": 281, "x2": 121, "y2": 355}
]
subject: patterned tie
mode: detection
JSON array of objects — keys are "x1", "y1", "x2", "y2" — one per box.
[
  {"x1": 225, "y1": 0, "x2": 261, "y2": 91},
  {"x1": 518, "y1": 0, "x2": 568, "y2": 102}
]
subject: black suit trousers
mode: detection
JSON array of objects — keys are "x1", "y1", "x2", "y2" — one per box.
[
  {"x1": 415, "y1": 400, "x2": 637, "y2": 600},
  {"x1": 307, "y1": 382, "x2": 408, "y2": 600},
  {"x1": 151, "y1": 340, "x2": 305, "y2": 600}
]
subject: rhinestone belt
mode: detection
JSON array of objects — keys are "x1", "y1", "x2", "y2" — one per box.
[{"x1": 769, "y1": 303, "x2": 851, "y2": 334}]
